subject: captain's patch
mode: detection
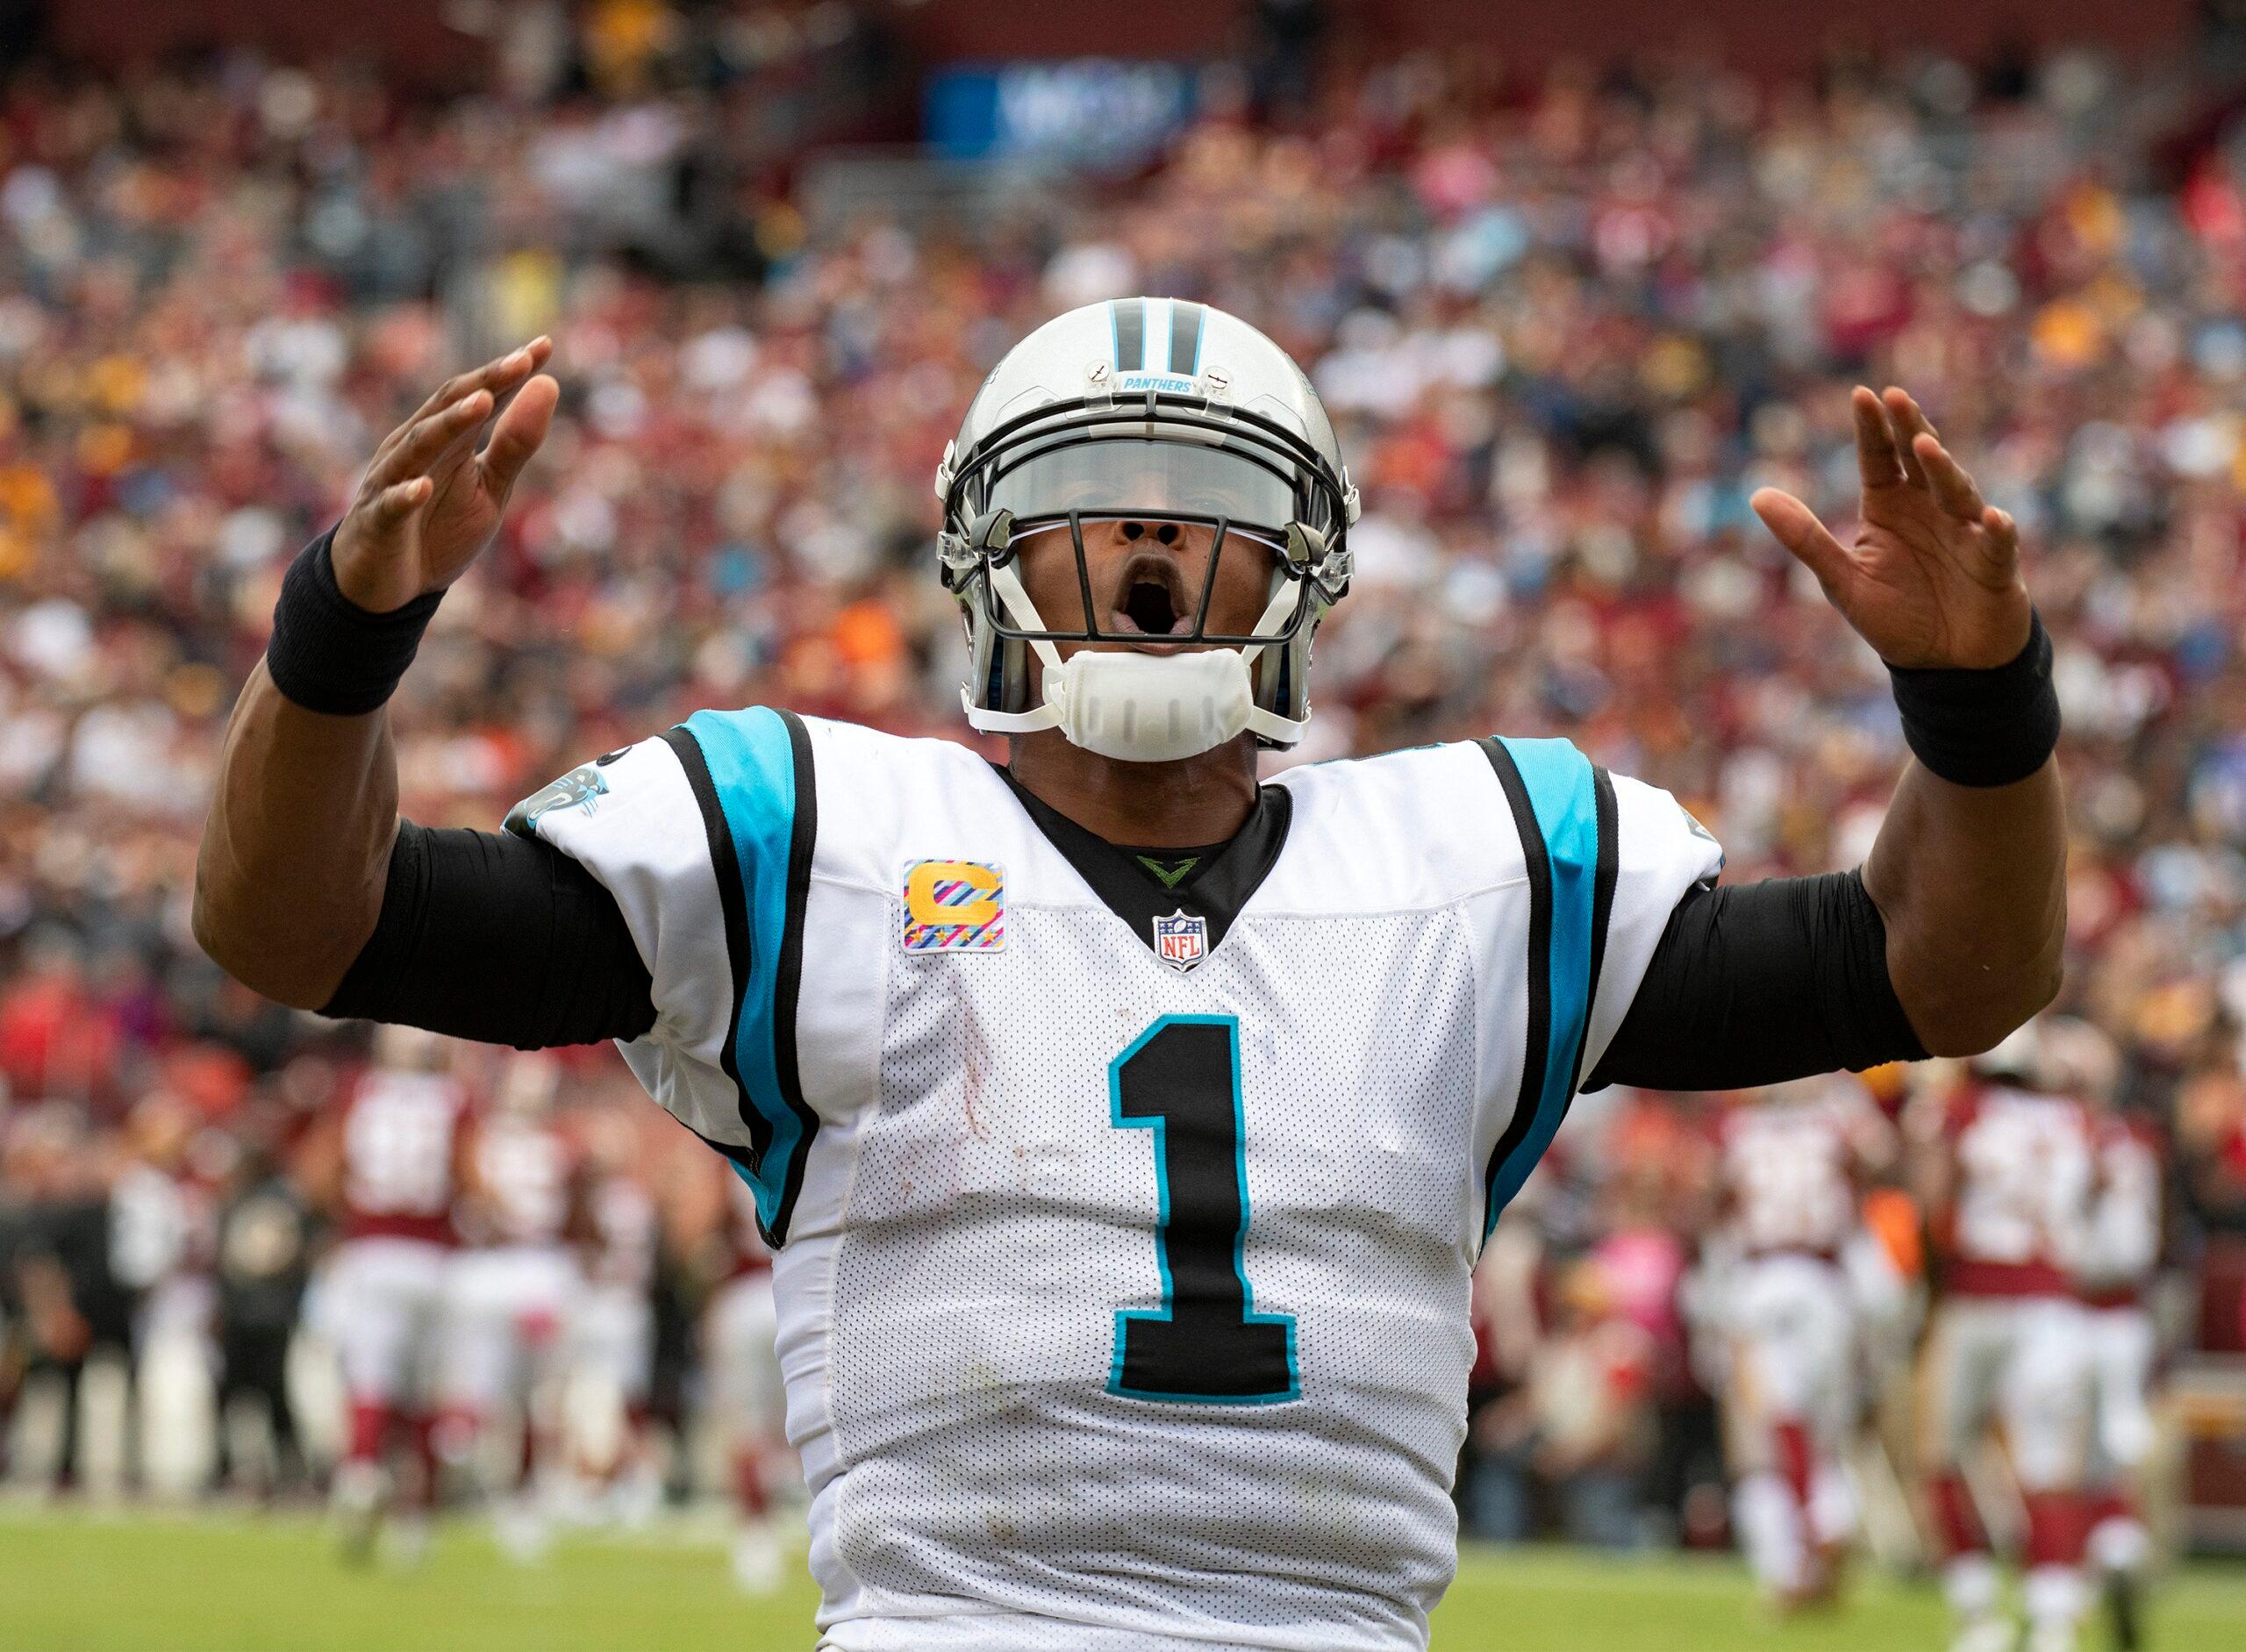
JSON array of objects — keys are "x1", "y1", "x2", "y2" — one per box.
[{"x1": 901, "y1": 860, "x2": 1005, "y2": 954}]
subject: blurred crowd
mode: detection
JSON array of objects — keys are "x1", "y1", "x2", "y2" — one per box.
[{"x1": 3, "y1": 1, "x2": 2246, "y2": 1568}]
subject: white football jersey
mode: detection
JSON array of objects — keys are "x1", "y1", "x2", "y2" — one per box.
[
  {"x1": 1719, "y1": 1081, "x2": 1890, "y2": 1257},
  {"x1": 471, "y1": 1114, "x2": 574, "y2": 1248},
  {"x1": 517, "y1": 709, "x2": 1719, "y2": 1650}
]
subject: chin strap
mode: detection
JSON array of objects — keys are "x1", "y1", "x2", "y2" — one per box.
[
  {"x1": 961, "y1": 562, "x2": 1071, "y2": 734},
  {"x1": 1233, "y1": 578, "x2": 1313, "y2": 743},
  {"x1": 1243, "y1": 702, "x2": 1309, "y2": 744},
  {"x1": 962, "y1": 690, "x2": 1063, "y2": 735},
  {"x1": 962, "y1": 561, "x2": 1308, "y2": 744}
]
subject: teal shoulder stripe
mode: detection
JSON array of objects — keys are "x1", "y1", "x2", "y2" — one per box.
[
  {"x1": 1484, "y1": 736, "x2": 1600, "y2": 1234},
  {"x1": 679, "y1": 706, "x2": 819, "y2": 1244}
]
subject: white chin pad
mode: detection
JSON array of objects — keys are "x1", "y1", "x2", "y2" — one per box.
[
  {"x1": 962, "y1": 559, "x2": 1308, "y2": 760},
  {"x1": 1047, "y1": 647, "x2": 1257, "y2": 763}
]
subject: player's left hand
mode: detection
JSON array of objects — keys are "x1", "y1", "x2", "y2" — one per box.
[{"x1": 1749, "y1": 386, "x2": 2031, "y2": 669}]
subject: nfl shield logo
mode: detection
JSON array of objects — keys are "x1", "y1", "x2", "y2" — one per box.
[{"x1": 1153, "y1": 909, "x2": 1207, "y2": 972}]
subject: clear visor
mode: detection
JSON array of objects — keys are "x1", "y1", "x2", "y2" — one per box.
[{"x1": 986, "y1": 438, "x2": 1303, "y2": 536}]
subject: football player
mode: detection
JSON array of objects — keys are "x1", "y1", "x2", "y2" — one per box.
[
  {"x1": 568, "y1": 1107, "x2": 663, "y2": 1523},
  {"x1": 298, "y1": 1024, "x2": 475, "y2": 1558},
  {"x1": 1914, "y1": 1020, "x2": 2099, "y2": 1652},
  {"x1": 2065, "y1": 1023, "x2": 2163, "y2": 1650},
  {"x1": 197, "y1": 306, "x2": 2066, "y2": 1648},
  {"x1": 1713, "y1": 1074, "x2": 1896, "y2": 1608},
  {"x1": 695, "y1": 1159, "x2": 791, "y2": 1592},
  {"x1": 439, "y1": 1050, "x2": 583, "y2": 1559}
]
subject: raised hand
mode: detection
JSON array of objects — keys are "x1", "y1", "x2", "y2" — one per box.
[
  {"x1": 1750, "y1": 387, "x2": 2030, "y2": 670},
  {"x1": 331, "y1": 339, "x2": 560, "y2": 613}
]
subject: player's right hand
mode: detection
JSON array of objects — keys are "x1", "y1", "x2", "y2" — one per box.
[{"x1": 331, "y1": 338, "x2": 560, "y2": 613}]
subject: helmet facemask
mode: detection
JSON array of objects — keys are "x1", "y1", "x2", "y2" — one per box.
[{"x1": 940, "y1": 389, "x2": 1355, "y2": 761}]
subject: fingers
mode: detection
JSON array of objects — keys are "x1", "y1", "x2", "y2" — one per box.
[
  {"x1": 477, "y1": 374, "x2": 560, "y2": 497},
  {"x1": 1851, "y1": 386, "x2": 1905, "y2": 489},
  {"x1": 1913, "y1": 432, "x2": 1989, "y2": 525},
  {"x1": 1881, "y1": 384, "x2": 1992, "y2": 524},
  {"x1": 1749, "y1": 486, "x2": 1855, "y2": 598},
  {"x1": 1881, "y1": 387, "x2": 1932, "y2": 488},
  {"x1": 406, "y1": 337, "x2": 551, "y2": 427},
  {"x1": 367, "y1": 389, "x2": 493, "y2": 491},
  {"x1": 1979, "y1": 504, "x2": 2021, "y2": 577},
  {"x1": 371, "y1": 338, "x2": 552, "y2": 473},
  {"x1": 368, "y1": 476, "x2": 433, "y2": 526}
]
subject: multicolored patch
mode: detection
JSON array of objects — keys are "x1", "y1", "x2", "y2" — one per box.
[{"x1": 900, "y1": 860, "x2": 1005, "y2": 954}]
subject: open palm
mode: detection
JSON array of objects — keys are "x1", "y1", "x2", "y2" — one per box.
[
  {"x1": 331, "y1": 338, "x2": 560, "y2": 614},
  {"x1": 1751, "y1": 387, "x2": 2031, "y2": 670}
]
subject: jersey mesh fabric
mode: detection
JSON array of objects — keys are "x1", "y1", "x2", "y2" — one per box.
[
  {"x1": 822, "y1": 905, "x2": 1478, "y2": 1648},
  {"x1": 526, "y1": 716, "x2": 1722, "y2": 1650}
]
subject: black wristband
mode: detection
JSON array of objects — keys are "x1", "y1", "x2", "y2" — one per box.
[
  {"x1": 1888, "y1": 610, "x2": 2059, "y2": 787},
  {"x1": 263, "y1": 528, "x2": 444, "y2": 716}
]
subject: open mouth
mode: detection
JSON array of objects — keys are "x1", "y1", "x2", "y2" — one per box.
[{"x1": 1109, "y1": 551, "x2": 1193, "y2": 641}]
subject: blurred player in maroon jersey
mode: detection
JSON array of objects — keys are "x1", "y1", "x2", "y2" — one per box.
[
  {"x1": 1914, "y1": 1019, "x2": 2100, "y2": 1652},
  {"x1": 299, "y1": 1026, "x2": 476, "y2": 1558},
  {"x1": 1713, "y1": 1075, "x2": 1897, "y2": 1609},
  {"x1": 2063, "y1": 1021, "x2": 2163, "y2": 1651},
  {"x1": 695, "y1": 1160, "x2": 789, "y2": 1593},
  {"x1": 569, "y1": 1108, "x2": 662, "y2": 1523},
  {"x1": 439, "y1": 1051, "x2": 585, "y2": 1560}
]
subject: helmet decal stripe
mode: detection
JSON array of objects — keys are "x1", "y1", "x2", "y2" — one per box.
[
  {"x1": 1112, "y1": 297, "x2": 1146, "y2": 371},
  {"x1": 1144, "y1": 297, "x2": 1167, "y2": 370},
  {"x1": 1169, "y1": 302, "x2": 1205, "y2": 377}
]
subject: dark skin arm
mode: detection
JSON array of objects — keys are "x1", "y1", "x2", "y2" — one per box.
[
  {"x1": 193, "y1": 340, "x2": 560, "y2": 1008},
  {"x1": 1752, "y1": 387, "x2": 2064, "y2": 1055}
]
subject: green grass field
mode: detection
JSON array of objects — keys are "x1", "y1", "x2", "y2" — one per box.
[{"x1": 1, "y1": 1509, "x2": 2242, "y2": 1650}]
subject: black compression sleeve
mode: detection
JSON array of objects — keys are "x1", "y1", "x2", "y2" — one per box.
[
  {"x1": 322, "y1": 822, "x2": 656, "y2": 1049},
  {"x1": 1586, "y1": 869, "x2": 1928, "y2": 1092}
]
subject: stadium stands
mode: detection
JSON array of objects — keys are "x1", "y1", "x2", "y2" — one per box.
[{"x1": 3, "y1": 0, "x2": 2246, "y2": 1572}]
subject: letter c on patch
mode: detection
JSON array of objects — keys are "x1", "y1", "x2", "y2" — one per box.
[{"x1": 905, "y1": 861, "x2": 1001, "y2": 927}]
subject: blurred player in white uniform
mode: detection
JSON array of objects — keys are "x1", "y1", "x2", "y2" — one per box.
[
  {"x1": 1916, "y1": 1020, "x2": 2099, "y2": 1652},
  {"x1": 569, "y1": 1108, "x2": 662, "y2": 1521},
  {"x1": 441, "y1": 1051, "x2": 583, "y2": 1556},
  {"x1": 303, "y1": 1026, "x2": 475, "y2": 1555},
  {"x1": 700, "y1": 1162, "x2": 789, "y2": 1592},
  {"x1": 108, "y1": 1092, "x2": 214, "y2": 1494},
  {"x1": 2064, "y1": 1023, "x2": 2162, "y2": 1651},
  {"x1": 1713, "y1": 1075, "x2": 1895, "y2": 1607}
]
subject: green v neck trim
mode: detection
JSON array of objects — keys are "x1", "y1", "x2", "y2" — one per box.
[
  {"x1": 989, "y1": 764, "x2": 1292, "y2": 963},
  {"x1": 1134, "y1": 854, "x2": 1203, "y2": 890}
]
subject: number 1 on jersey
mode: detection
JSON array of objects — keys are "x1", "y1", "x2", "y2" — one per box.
[{"x1": 1108, "y1": 1015, "x2": 1299, "y2": 1405}]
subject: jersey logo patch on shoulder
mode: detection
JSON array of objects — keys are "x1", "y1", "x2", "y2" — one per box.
[
  {"x1": 504, "y1": 764, "x2": 609, "y2": 836},
  {"x1": 1153, "y1": 909, "x2": 1206, "y2": 972},
  {"x1": 901, "y1": 860, "x2": 1005, "y2": 954}
]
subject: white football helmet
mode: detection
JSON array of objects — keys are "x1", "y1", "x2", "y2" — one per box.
[{"x1": 935, "y1": 297, "x2": 1359, "y2": 762}]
